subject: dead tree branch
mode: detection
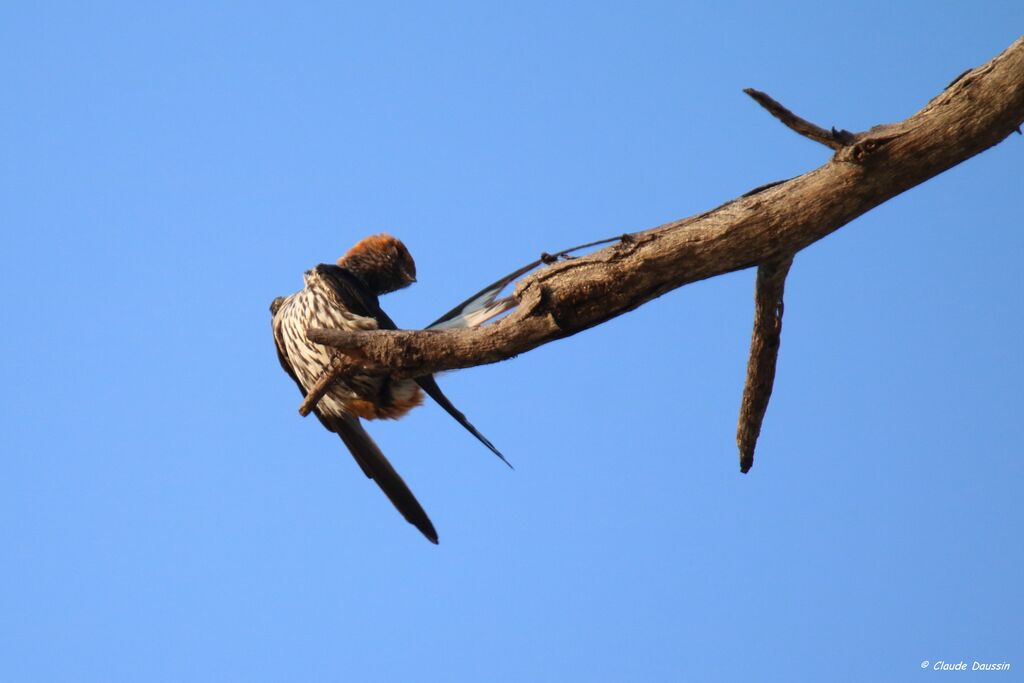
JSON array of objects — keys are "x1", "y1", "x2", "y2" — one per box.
[
  {"x1": 742, "y1": 88, "x2": 856, "y2": 149},
  {"x1": 737, "y1": 257, "x2": 793, "y2": 473},
  {"x1": 309, "y1": 36, "x2": 1024, "y2": 468}
]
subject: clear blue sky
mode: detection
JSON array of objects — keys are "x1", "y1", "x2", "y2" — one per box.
[{"x1": 2, "y1": 3, "x2": 1021, "y2": 681}]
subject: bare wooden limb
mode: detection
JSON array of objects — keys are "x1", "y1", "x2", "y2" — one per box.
[
  {"x1": 308, "y1": 37, "x2": 1024, "y2": 392},
  {"x1": 743, "y1": 88, "x2": 856, "y2": 149},
  {"x1": 737, "y1": 257, "x2": 793, "y2": 473}
]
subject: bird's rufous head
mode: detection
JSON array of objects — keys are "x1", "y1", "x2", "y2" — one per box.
[{"x1": 337, "y1": 233, "x2": 417, "y2": 295}]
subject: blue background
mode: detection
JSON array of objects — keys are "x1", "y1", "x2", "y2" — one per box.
[{"x1": 2, "y1": 3, "x2": 1021, "y2": 681}]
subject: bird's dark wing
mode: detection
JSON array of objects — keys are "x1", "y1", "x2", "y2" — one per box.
[
  {"x1": 323, "y1": 414, "x2": 438, "y2": 544},
  {"x1": 425, "y1": 235, "x2": 627, "y2": 330},
  {"x1": 426, "y1": 261, "x2": 537, "y2": 330},
  {"x1": 313, "y1": 264, "x2": 384, "y2": 318},
  {"x1": 315, "y1": 264, "x2": 511, "y2": 467}
]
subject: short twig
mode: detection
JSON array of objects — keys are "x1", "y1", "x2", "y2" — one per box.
[
  {"x1": 737, "y1": 256, "x2": 794, "y2": 473},
  {"x1": 742, "y1": 177, "x2": 793, "y2": 198},
  {"x1": 946, "y1": 68, "x2": 972, "y2": 90},
  {"x1": 298, "y1": 354, "x2": 358, "y2": 416},
  {"x1": 744, "y1": 88, "x2": 856, "y2": 150}
]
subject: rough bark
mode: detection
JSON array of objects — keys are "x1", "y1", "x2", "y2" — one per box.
[
  {"x1": 736, "y1": 257, "x2": 793, "y2": 473},
  {"x1": 308, "y1": 36, "x2": 1024, "y2": 467}
]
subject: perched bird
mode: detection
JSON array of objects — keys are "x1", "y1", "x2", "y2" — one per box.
[{"x1": 271, "y1": 234, "x2": 505, "y2": 543}]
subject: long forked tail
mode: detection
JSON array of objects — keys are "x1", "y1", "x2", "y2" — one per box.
[
  {"x1": 327, "y1": 414, "x2": 439, "y2": 544},
  {"x1": 416, "y1": 375, "x2": 512, "y2": 469}
]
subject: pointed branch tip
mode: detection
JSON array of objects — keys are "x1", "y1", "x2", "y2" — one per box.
[
  {"x1": 744, "y1": 88, "x2": 856, "y2": 150},
  {"x1": 737, "y1": 256, "x2": 794, "y2": 472},
  {"x1": 298, "y1": 354, "x2": 363, "y2": 416}
]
